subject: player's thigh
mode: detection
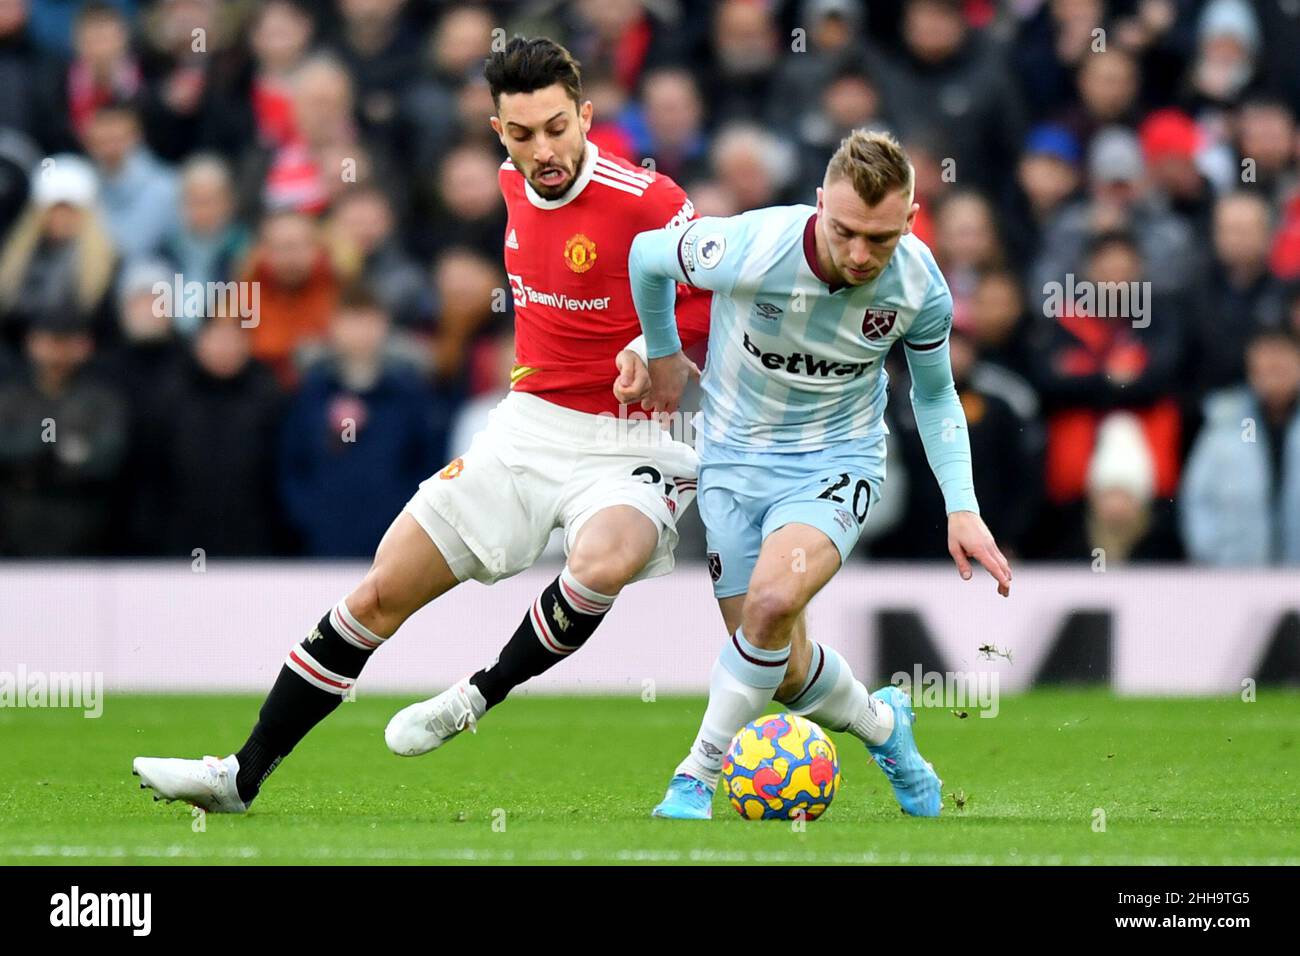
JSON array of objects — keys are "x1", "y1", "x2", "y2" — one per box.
[
  {"x1": 345, "y1": 511, "x2": 461, "y2": 637},
  {"x1": 562, "y1": 436, "x2": 699, "y2": 588},
  {"x1": 567, "y1": 503, "x2": 662, "y2": 595}
]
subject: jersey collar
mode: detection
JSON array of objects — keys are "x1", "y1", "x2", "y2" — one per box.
[
  {"x1": 523, "y1": 140, "x2": 598, "y2": 210},
  {"x1": 802, "y1": 212, "x2": 847, "y2": 293}
]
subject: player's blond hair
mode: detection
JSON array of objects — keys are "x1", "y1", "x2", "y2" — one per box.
[{"x1": 825, "y1": 130, "x2": 915, "y2": 206}]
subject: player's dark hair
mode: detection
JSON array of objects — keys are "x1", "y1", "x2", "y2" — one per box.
[{"x1": 484, "y1": 37, "x2": 583, "y2": 107}]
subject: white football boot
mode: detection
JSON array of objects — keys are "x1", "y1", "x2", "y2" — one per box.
[
  {"x1": 385, "y1": 677, "x2": 485, "y2": 756},
  {"x1": 132, "y1": 754, "x2": 248, "y2": 813}
]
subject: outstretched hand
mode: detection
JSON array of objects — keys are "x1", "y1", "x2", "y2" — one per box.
[{"x1": 947, "y1": 511, "x2": 1012, "y2": 597}]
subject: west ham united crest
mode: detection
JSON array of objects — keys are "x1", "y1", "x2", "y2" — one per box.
[
  {"x1": 862, "y1": 307, "x2": 898, "y2": 340},
  {"x1": 707, "y1": 551, "x2": 723, "y2": 582}
]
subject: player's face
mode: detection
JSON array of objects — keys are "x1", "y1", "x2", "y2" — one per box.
[
  {"x1": 816, "y1": 178, "x2": 917, "y2": 285},
  {"x1": 491, "y1": 85, "x2": 592, "y2": 200}
]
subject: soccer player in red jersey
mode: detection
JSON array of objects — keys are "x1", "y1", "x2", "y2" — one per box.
[{"x1": 132, "y1": 37, "x2": 711, "y2": 812}]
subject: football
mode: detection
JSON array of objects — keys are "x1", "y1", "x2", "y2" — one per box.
[{"x1": 721, "y1": 713, "x2": 841, "y2": 821}]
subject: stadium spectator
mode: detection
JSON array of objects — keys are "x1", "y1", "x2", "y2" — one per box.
[
  {"x1": 635, "y1": 67, "x2": 709, "y2": 186},
  {"x1": 710, "y1": 123, "x2": 798, "y2": 212},
  {"x1": 1187, "y1": 0, "x2": 1261, "y2": 113},
  {"x1": 708, "y1": 0, "x2": 781, "y2": 127},
  {"x1": 932, "y1": 189, "x2": 1005, "y2": 327},
  {"x1": 401, "y1": 3, "x2": 493, "y2": 172},
  {"x1": 1031, "y1": 126, "x2": 1199, "y2": 300},
  {"x1": 0, "y1": 0, "x2": 55, "y2": 145},
  {"x1": 154, "y1": 153, "x2": 248, "y2": 334},
  {"x1": 1048, "y1": 411, "x2": 1183, "y2": 563},
  {"x1": 1234, "y1": 94, "x2": 1298, "y2": 208},
  {"x1": 327, "y1": 184, "x2": 427, "y2": 330},
  {"x1": 1181, "y1": 328, "x2": 1300, "y2": 565},
  {"x1": 428, "y1": 246, "x2": 502, "y2": 386},
  {"x1": 1009, "y1": 123, "x2": 1083, "y2": 266},
  {"x1": 82, "y1": 99, "x2": 179, "y2": 262},
  {"x1": 103, "y1": 257, "x2": 184, "y2": 553},
  {"x1": 0, "y1": 127, "x2": 39, "y2": 254},
  {"x1": 327, "y1": 0, "x2": 421, "y2": 162},
  {"x1": 1139, "y1": 108, "x2": 1214, "y2": 232},
  {"x1": 792, "y1": 62, "x2": 890, "y2": 196},
  {"x1": 1186, "y1": 192, "x2": 1285, "y2": 401},
  {"x1": 135, "y1": 0, "x2": 247, "y2": 161},
  {"x1": 1055, "y1": 48, "x2": 1143, "y2": 145},
  {"x1": 766, "y1": 0, "x2": 869, "y2": 137},
  {"x1": 148, "y1": 312, "x2": 285, "y2": 556},
  {"x1": 243, "y1": 0, "x2": 319, "y2": 152},
  {"x1": 411, "y1": 140, "x2": 505, "y2": 263},
  {"x1": 279, "y1": 285, "x2": 445, "y2": 557},
  {"x1": 242, "y1": 208, "x2": 342, "y2": 385},
  {"x1": 1032, "y1": 230, "x2": 1185, "y2": 523},
  {"x1": 0, "y1": 153, "x2": 116, "y2": 347},
  {"x1": 0, "y1": 309, "x2": 127, "y2": 556},
  {"x1": 37, "y1": 1, "x2": 141, "y2": 154},
  {"x1": 968, "y1": 268, "x2": 1039, "y2": 410},
  {"x1": 875, "y1": 0, "x2": 1026, "y2": 201}
]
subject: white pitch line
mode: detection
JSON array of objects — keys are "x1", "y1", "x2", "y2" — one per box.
[{"x1": 1, "y1": 845, "x2": 1298, "y2": 866}]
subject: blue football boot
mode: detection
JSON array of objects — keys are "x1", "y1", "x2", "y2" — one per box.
[
  {"x1": 651, "y1": 773, "x2": 715, "y2": 819},
  {"x1": 867, "y1": 685, "x2": 943, "y2": 817}
]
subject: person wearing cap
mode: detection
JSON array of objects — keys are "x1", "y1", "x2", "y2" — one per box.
[
  {"x1": 1181, "y1": 328, "x2": 1300, "y2": 565},
  {"x1": 1046, "y1": 411, "x2": 1183, "y2": 563},
  {"x1": 0, "y1": 305, "x2": 129, "y2": 556},
  {"x1": 1190, "y1": 0, "x2": 1261, "y2": 108},
  {"x1": 0, "y1": 152, "x2": 117, "y2": 349},
  {"x1": 1140, "y1": 107, "x2": 1213, "y2": 229},
  {"x1": 1011, "y1": 123, "x2": 1083, "y2": 264}
]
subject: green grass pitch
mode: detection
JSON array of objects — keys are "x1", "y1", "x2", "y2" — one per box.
[{"x1": 1, "y1": 690, "x2": 1297, "y2": 865}]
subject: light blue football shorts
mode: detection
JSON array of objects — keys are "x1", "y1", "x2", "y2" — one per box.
[{"x1": 696, "y1": 433, "x2": 887, "y2": 599}]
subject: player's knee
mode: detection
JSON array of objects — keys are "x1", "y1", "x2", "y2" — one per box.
[
  {"x1": 741, "y1": 581, "x2": 804, "y2": 645},
  {"x1": 567, "y1": 528, "x2": 654, "y2": 595},
  {"x1": 345, "y1": 574, "x2": 402, "y2": 638}
]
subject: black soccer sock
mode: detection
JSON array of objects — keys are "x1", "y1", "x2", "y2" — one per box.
[
  {"x1": 234, "y1": 602, "x2": 386, "y2": 804},
  {"x1": 470, "y1": 567, "x2": 616, "y2": 709}
]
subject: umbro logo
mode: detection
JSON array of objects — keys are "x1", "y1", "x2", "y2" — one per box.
[
  {"x1": 753, "y1": 301, "x2": 783, "y2": 321},
  {"x1": 505, "y1": 229, "x2": 519, "y2": 250}
]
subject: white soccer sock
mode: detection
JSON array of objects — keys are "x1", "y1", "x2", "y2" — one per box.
[
  {"x1": 675, "y1": 628, "x2": 789, "y2": 789},
  {"x1": 797, "y1": 645, "x2": 895, "y2": 746}
]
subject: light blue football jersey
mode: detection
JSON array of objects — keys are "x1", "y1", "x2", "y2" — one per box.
[
  {"x1": 630, "y1": 203, "x2": 978, "y2": 514},
  {"x1": 632, "y1": 204, "x2": 952, "y2": 449}
]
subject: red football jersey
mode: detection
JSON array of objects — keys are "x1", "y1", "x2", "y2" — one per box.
[{"x1": 500, "y1": 141, "x2": 711, "y2": 415}]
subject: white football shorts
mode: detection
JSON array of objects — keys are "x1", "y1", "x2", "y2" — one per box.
[{"x1": 404, "y1": 391, "x2": 698, "y2": 584}]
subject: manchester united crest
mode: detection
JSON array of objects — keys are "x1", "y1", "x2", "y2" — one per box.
[
  {"x1": 862, "y1": 307, "x2": 898, "y2": 340},
  {"x1": 563, "y1": 233, "x2": 597, "y2": 273}
]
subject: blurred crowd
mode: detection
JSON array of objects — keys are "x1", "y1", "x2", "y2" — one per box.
[{"x1": 0, "y1": 0, "x2": 1298, "y2": 567}]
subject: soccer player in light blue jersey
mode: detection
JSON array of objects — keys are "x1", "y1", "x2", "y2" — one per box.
[{"x1": 617, "y1": 130, "x2": 1013, "y2": 820}]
